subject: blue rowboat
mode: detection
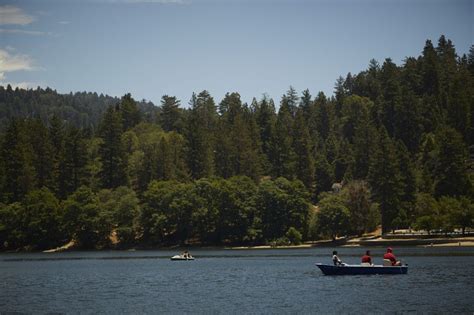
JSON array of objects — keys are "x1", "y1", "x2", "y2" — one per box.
[{"x1": 316, "y1": 263, "x2": 408, "y2": 275}]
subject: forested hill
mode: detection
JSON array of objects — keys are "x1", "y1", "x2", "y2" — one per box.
[
  {"x1": 0, "y1": 87, "x2": 158, "y2": 129},
  {"x1": 1, "y1": 36, "x2": 473, "y2": 251}
]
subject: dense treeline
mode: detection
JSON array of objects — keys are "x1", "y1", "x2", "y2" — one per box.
[
  {"x1": 0, "y1": 87, "x2": 158, "y2": 129},
  {"x1": 1, "y1": 36, "x2": 473, "y2": 250}
]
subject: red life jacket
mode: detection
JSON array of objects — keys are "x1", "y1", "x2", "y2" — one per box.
[
  {"x1": 361, "y1": 255, "x2": 372, "y2": 264},
  {"x1": 383, "y1": 252, "x2": 397, "y2": 265}
]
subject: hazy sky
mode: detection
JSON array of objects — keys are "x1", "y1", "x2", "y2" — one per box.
[{"x1": 0, "y1": 0, "x2": 472, "y2": 106}]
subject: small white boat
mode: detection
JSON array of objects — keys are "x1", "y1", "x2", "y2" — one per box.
[{"x1": 170, "y1": 254, "x2": 195, "y2": 261}]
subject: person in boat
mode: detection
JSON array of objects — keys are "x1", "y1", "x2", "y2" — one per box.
[
  {"x1": 332, "y1": 250, "x2": 343, "y2": 266},
  {"x1": 361, "y1": 250, "x2": 372, "y2": 265},
  {"x1": 383, "y1": 247, "x2": 401, "y2": 266},
  {"x1": 183, "y1": 251, "x2": 190, "y2": 258}
]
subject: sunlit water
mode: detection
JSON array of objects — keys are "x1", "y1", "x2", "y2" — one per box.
[{"x1": 1, "y1": 247, "x2": 473, "y2": 313}]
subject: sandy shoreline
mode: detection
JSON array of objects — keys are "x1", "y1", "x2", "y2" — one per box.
[
  {"x1": 230, "y1": 237, "x2": 474, "y2": 250},
  {"x1": 27, "y1": 236, "x2": 474, "y2": 253}
]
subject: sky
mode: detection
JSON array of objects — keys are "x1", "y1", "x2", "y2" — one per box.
[{"x1": 0, "y1": 0, "x2": 472, "y2": 106}]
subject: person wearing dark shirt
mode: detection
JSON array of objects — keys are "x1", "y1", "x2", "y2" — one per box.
[
  {"x1": 383, "y1": 247, "x2": 401, "y2": 266},
  {"x1": 361, "y1": 250, "x2": 372, "y2": 265}
]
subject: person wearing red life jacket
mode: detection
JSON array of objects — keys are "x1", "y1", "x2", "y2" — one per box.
[
  {"x1": 383, "y1": 247, "x2": 401, "y2": 266},
  {"x1": 361, "y1": 250, "x2": 372, "y2": 265}
]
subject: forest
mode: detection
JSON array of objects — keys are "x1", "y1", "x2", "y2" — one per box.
[{"x1": 0, "y1": 36, "x2": 473, "y2": 250}]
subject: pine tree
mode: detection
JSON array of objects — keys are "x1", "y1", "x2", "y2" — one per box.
[
  {"x1": 314, "y1": 151, "x2": 334, "y2": 199},
  {"x1": 292, "y1": 109, "x2": 315, "y2": 189},
  {"x1": 120, "y1": 93, "x2": 141, "y2": 131},
  {"x1": 434, "y1": 127, "x2": 472, "y2": 197},
  {"x1": 379, "y1": 58, "x2": 402, "y2": 137},
  {"x1": 156, "y1": 135, "x2": 173, "y2": 180},
  {"x1": 351, "y1": 113, "x2": 376, "y2": 179},
  {"x1": 59, "y1": 126, "x2": 89, "y2": 198},
  {"x1": 254, "y1": 96, "x2": 276, "y2": 173},
  {"x1": 284, "y1": 86, "x2": 299, "y2": 117},
  {"x1": 334, "y1": 76, "x2": 346, "y2": 116},
  {"x1": 1, "y1": 119, "x2": 36, "y2": 203},
  {"x1": 48, "y1": 114, "x2": 65, "y2": 196},
  {"x1": 421, "y1": 40, "x2": 440, "y2": 96},
  {"x1": 312, "y1": 92, "x2": 332, "y2": 141},
  {"x1": 159, "y1": 95, "x2": 182, "y2": 132},
  {"x1": 393, "y1": 87, "x2": 423, "y2": 153},
  {"x1": 185, "y1": 91, "x2": 217, "y2": 179},
  {"x1": 436, "y1": 35, "x2": 457, "y2": 98},
  {"x1": 299, "y1": 89, "x2": 312, "y2": 121},
  {"x1": 28, "y1": 119, "x2": 54, "y2": 189},
  {"x1": 467, "y1": 45, "x2": 474, "y2": 75},
  {"x1": 269, "y1": 98, "x2": 295, "y2": 179},
  {"x1": 368, "y1": 127, "x2": 404, "y2": 233},
  {"x1": 396, "y1": 141, "x2": 417, "y2": 226},
  {"x1": 98, "y1": 106, "x2": 127, "y2": 188}
]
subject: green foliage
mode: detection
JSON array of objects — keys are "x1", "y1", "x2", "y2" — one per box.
[
  {"x1": 1, "y1": 119, "x2": 35, "y2": 203},
  {"x1": 97, "y1": 186, "x2": 140, "y2": 246},
  {"x1": 343, "y1": 181, "x2": 373, "y2": 236},
  {"x1": 0, "y1": 202, "x2": 24, "y2": 249},
  {"x1": 21, "y1": 188, "x2": 65, "y2": 249},
  {"x1": 98, "y1": 106, "x2": 127, "y2": 188},
  {"x1": 120, "y1": 94, "x2": 141, "y2": 131},
  {"x1": 159, "y1": 95, "x2": 183, "y2": 132},
  {"x1": 316, "y1": 193, "x2": 350, "y2": 240},
  {"x1": 257, "y1": 178, "x2": 309, "y2": 242},
  {"x1": 0, "y1": 86, "x2": 157, "y2": 129},
  {"x1": 285, "y1": 227, "x2": 302, "y2": 245},
  {"x1": 1, "y1": 35, "x2": 473, "y2": 250},
  {"x1": 63, "y1": 186, "x2": 111, "y2": 249},
  {"x1": 434, "y1": 127, "x2": 472, "y2": 197},
  {"x1": 368, "y1": 128, "x2": 404, "y2": 233},
  {"x1": 141, "y1": 180, "x2": 193, "y2": 244}
]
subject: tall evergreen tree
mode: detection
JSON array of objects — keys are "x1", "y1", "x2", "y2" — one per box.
[
  {"x1": 396, "y1": 141, "x2": 417, "y2": 226},
  {"x1": 98, "y1": 106, "x2": 127, "y2": 188},
  {"x1": 299, "y1": 89, "x2": 312, "y2": 121},
  {"x1": 421, "y1": 39, "x2": 440, "y2": 96},
  {"x1": 434, "y1": 127, "x2": 472, "y2": 197},
  {"x1": 269, "y1": 98, "x2": 295, "y2": 179},
  {"x1": 1, "y1": 120, "x2": 35, "y2": 203},
  {"x1": 28, "y1": 119, "x2": 54, "y2": 189},
  {"x1": 159, "y1": 95, "x2": 182, "y2": 132},
  {"x1": 120, "y1": 93, "x2": 141, "y2": 131},
  {"x1": 48, "y1": 114, "x2": 65, "y2": 196},
  {"x1": 368, "y1": 127, "x2": 404, "y2": 233},
  {"x1": 293, "y1": 109, "x2": 315, "y2": 189},
  {"x1": 378, "y1": 58, "x2": 402, "y2": 137},
  {"x1": 59, "y1": 126, "x2": 89, "y2": 198},
  {"x1": 185, "y1": 91, "x2": 217, "y2": 179},
  {"x1": 314, "y1": 151, "x2": 334, "y2": 199},
  {"x1": 254, "y1": 96, "x2": 276, "y2": 173}
]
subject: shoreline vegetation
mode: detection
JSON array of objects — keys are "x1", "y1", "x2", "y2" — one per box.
[
  {"x1": 34, "y1": 235, "x2": 474, "y2": 253},
  {"x1": 1, "y1": 35, "x2": 473, "y2": 253}
]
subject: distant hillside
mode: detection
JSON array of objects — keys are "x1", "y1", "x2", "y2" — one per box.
[{"x1": 0, "y1": 85, "x2": 159, "y2": 129}]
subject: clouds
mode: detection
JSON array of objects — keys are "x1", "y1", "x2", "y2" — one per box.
[
  {"x1": 0, "y1": 49, "x2": 35, "y2": 73},
  {"x1": 0, "y1": 5, "x2": 35, "y2": 25},
  {"x1": 0, "y1": 5, "x2": 54, "y2": 37},
  {"x1": 0, "y1": 29, "x2": 52, "y2": 36},
  {"x1": 0, "y1": 48, "x2": 41, "y2": 89}
]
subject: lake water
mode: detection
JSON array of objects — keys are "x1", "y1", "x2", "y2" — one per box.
[{"x1": 1, "y1": 247, "x2": 473, "y2": 314}]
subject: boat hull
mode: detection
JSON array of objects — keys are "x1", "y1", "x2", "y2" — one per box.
[
  {"x1": 170, "y1": 255, "x2": 195, "y2": 261},
  {"x1": 316, "y1": 263, "x2": 407, "y2": 275}
]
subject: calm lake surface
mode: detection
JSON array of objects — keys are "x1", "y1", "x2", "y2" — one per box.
[{"x1": 1, "y1": 247, "x2": 473, "y2": 314}]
